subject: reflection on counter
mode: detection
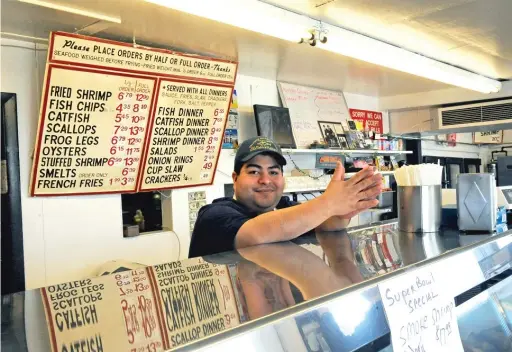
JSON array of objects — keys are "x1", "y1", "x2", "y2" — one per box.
[
  {"x1": 1, "y1": 222, "x2": 511, "y2": 352},
  {"x1": 457, "y1": 275, "x2": 512, "y2": 351}
]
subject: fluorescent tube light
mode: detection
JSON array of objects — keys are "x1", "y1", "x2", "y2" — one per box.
[
  {"x1": 1, "y1": 32, "x2": 49, "y2": 43},
  {"x1": 145, "y1": 0, "x2": 312, "y2": 42},
  {"x1": 145, "y1": 0, "x2": 501, "y2": 94},
  {"x1": 17, "y1": 0, "x2": 122, "y2": 23},
  {"x1": 317, "y1": 23, "x2": 501, "y2": 94}
]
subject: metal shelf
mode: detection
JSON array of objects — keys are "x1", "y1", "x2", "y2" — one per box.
[
  {"x1": 282, "y1": 148, "x2": 412, "y2": 155},
  {"x1": 284, "y1": 171, "x2": 395, "y2": 193}
]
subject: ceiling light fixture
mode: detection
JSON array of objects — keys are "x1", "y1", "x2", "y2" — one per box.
[
  {"x1": 17, "y1": 0, "x2": 122, "y2": 23},
  {"x1": 144, "y1": 0, "x2": 313, "y2": 42},
  {"x1": 317, "y1": 23, "x2": 501, "y2": 94},
  {"x1": 145, "y1": 0, "x2": 501, "y2": 94}
]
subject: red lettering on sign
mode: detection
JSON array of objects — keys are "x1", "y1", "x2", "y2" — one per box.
[
  {"x1": 138, "y1": 295, "x2": 157, "y2": 338},
  {"x1": 122, "y1": 299, "x2": 139, "y2": 344},
  {"x1": 349, "y1": 109, "x2": 383, "y2": 134}
]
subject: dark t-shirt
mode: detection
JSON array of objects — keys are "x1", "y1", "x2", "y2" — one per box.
[{"x1": 188, "y1": 197, "x2": 314, "y2": 258}]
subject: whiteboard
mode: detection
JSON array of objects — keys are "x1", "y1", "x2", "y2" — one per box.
[{"x1": 277, "y1": 82, "x2": 350, "y2": 148}]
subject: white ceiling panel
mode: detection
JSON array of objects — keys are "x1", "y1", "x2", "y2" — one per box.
[
  {"x1": 0, "y1": 0, "x2": 100, "y2": 38},
  {"x1": 268, "y1": 0, "x2": 512, "y2": 79},
  {"x1": 2, "y1": 0, "x2": 509, "y2": 97}
]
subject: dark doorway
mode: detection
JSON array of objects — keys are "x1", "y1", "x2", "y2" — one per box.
[{"x1": 1, "y1": 93, "x2": 25, "y2": 295}]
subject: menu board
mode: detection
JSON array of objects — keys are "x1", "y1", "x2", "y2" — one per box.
[
  {"x1": 30, "y1": 31, "x2": 237, "y2": 196},
  {"x1": 138, "y1": 81, "x2": 232, "y2": 190},
  {"x1": 31, "y1": 66, "x2": 156, "y2": 195},
  {"x1": 149, "y1": 258, "x2": 240, "y2": 349},
  {"x1": 49, "y1": 32, "x2": 236, "y2": 84},
  {"x1": 41, "y1": 259, "x2": 241, "y2": 351}
]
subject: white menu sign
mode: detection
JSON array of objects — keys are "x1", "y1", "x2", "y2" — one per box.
[
  {"x1": 31, "y1": 66, "x2": 156, "y2": 196},
  {"x1": 473, "y1": 130, "x2": 503, "y2": 144},
  {"x1": 138, "y1": 80, "x2": 232, "y2": 190},
  {"x1": 49, "y1": 32, "x2": 237, "y2": 83},
  {"x1": 30, "y1": 31, "x2": 237, "y2": 196},
  {"x1": 378, "y1": 268, "x2": 464, "y2": 352}
]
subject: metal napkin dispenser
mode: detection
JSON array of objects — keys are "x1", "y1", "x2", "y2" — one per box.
[{"x1": 457, "y1": 174, "x2": 497, "y2": 232}]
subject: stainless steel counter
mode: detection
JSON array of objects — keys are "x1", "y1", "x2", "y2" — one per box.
[{"x1": 2, "y1": 221, "x2": 511, "y2": 352}]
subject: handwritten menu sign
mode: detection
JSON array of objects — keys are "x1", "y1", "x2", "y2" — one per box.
[
  {"x1": 378, "y1": 268, "x2": 464, "y2": 352},
  {"x1": 277, "y1": 82, "x2": 350, "y2": 148},
  {"x1": 138, "y1": 81, "x2": 232, "y2": 190},
  {"x1": 473, "y1": 130, "x2": 503, "y2": 144},
  {"x1": 349, "y1": 109, "x2": 384, "y2": 134},
  {"x1": 149, "y1": 258, "x2": 240, "y2": 349},
  {"x1": 30, "y1": 31, "x2": 237, "y2": 196}
]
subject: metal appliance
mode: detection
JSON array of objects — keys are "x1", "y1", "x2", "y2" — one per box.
[
  {"x1": 496, "y1": 156, "x2": 512, "y2": 186},
  {"x1": 457, "y1": 174, "x2": 497, "y2": 232},
  {"x1": 497, "y1": 186, "x2": 512, "y2": 210},
  {"x1": 487, "y1": 162, "x2": 497, "y2": 177}
]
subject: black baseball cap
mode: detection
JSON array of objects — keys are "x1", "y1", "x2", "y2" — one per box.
[{"x1": 234, "y1": 137, "x2": 287, "y2": 172}]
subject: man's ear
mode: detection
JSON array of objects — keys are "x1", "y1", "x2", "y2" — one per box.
[{"x1": 232, "y1": 171, "x2": 238, "y2": 183}]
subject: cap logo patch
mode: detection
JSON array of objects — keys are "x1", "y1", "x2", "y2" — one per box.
[{"x1": 249, "y1": 138, "x2": 278, "y2": 152}]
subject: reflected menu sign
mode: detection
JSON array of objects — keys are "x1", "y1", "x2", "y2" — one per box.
[
  {"x1": 41, "y1": 271, "x2": 167, "y2": 352},
  {"x1": 41, "y1": 260, "x2": 241, "y2": 351},
  {"x1": 30, "y1": 31, "x2": 237, "y2": 196},
  {"x1": 149, "y1": 258, "x2": 240, "y2": 349}
]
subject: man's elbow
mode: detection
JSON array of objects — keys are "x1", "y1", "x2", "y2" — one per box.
[{"x1": 234, "y1": 221, "x2": 262, "y2": 249}]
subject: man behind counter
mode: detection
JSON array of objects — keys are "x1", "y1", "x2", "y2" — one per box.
[{"x1": 189, "y1": 137, "x2": 382, "y2": 258}]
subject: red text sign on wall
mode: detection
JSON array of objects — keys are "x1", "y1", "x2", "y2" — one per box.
[
  {"x1": 349, "y1": 109, "x2": 384, "y2": 134},
  {"x1": 30, "y1": 31, "x2": 237, "y2": 196}
]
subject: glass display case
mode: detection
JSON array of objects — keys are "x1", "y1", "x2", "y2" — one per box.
[{"x1": 2, "y1": 221, "x2": 511, "y2": 352}]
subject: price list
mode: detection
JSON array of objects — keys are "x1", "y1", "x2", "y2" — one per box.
[
  {"x1": 113, "y1": 269, "x2": 166, "y2": 352},
  {"x1": 30, "y1": 66, "x2": 156, "y2": 196},
  {"x1": 31, "y1": 32, "x2": 237, "y2": 196},
  {"x1": 139, "y1": 80, "x2": 232, "y2": 191},
  {"x1": 149, "y1": 258, "x2": 240, "y2": 349}
]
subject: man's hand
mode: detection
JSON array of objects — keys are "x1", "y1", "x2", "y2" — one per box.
[
  {"x1": 235, "y1": 162, "x2": 382, "y2": 248},
  {"x1": 321, "y1": 161, "x2": 382, "y2": 219}
]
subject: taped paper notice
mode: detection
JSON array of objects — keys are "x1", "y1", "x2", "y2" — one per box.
[{"x1": 378, "y1": 268, "x2": 464, "y2": 352}]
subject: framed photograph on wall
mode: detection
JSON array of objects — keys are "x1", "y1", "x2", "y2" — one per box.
[
  {"x1": 318, "y1": 121, "x2": 350, "y2": 149},
  {"x1": 318, "y1": 121, "x2": 341, "y2": 148}
]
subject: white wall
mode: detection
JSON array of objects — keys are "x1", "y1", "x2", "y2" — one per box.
[
  {"x1": 1, "y1": 39, "x2": 181, "y2": 289},
  {"x1": 2, "y1": 38, "x2": 384, "y2": 288}
]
